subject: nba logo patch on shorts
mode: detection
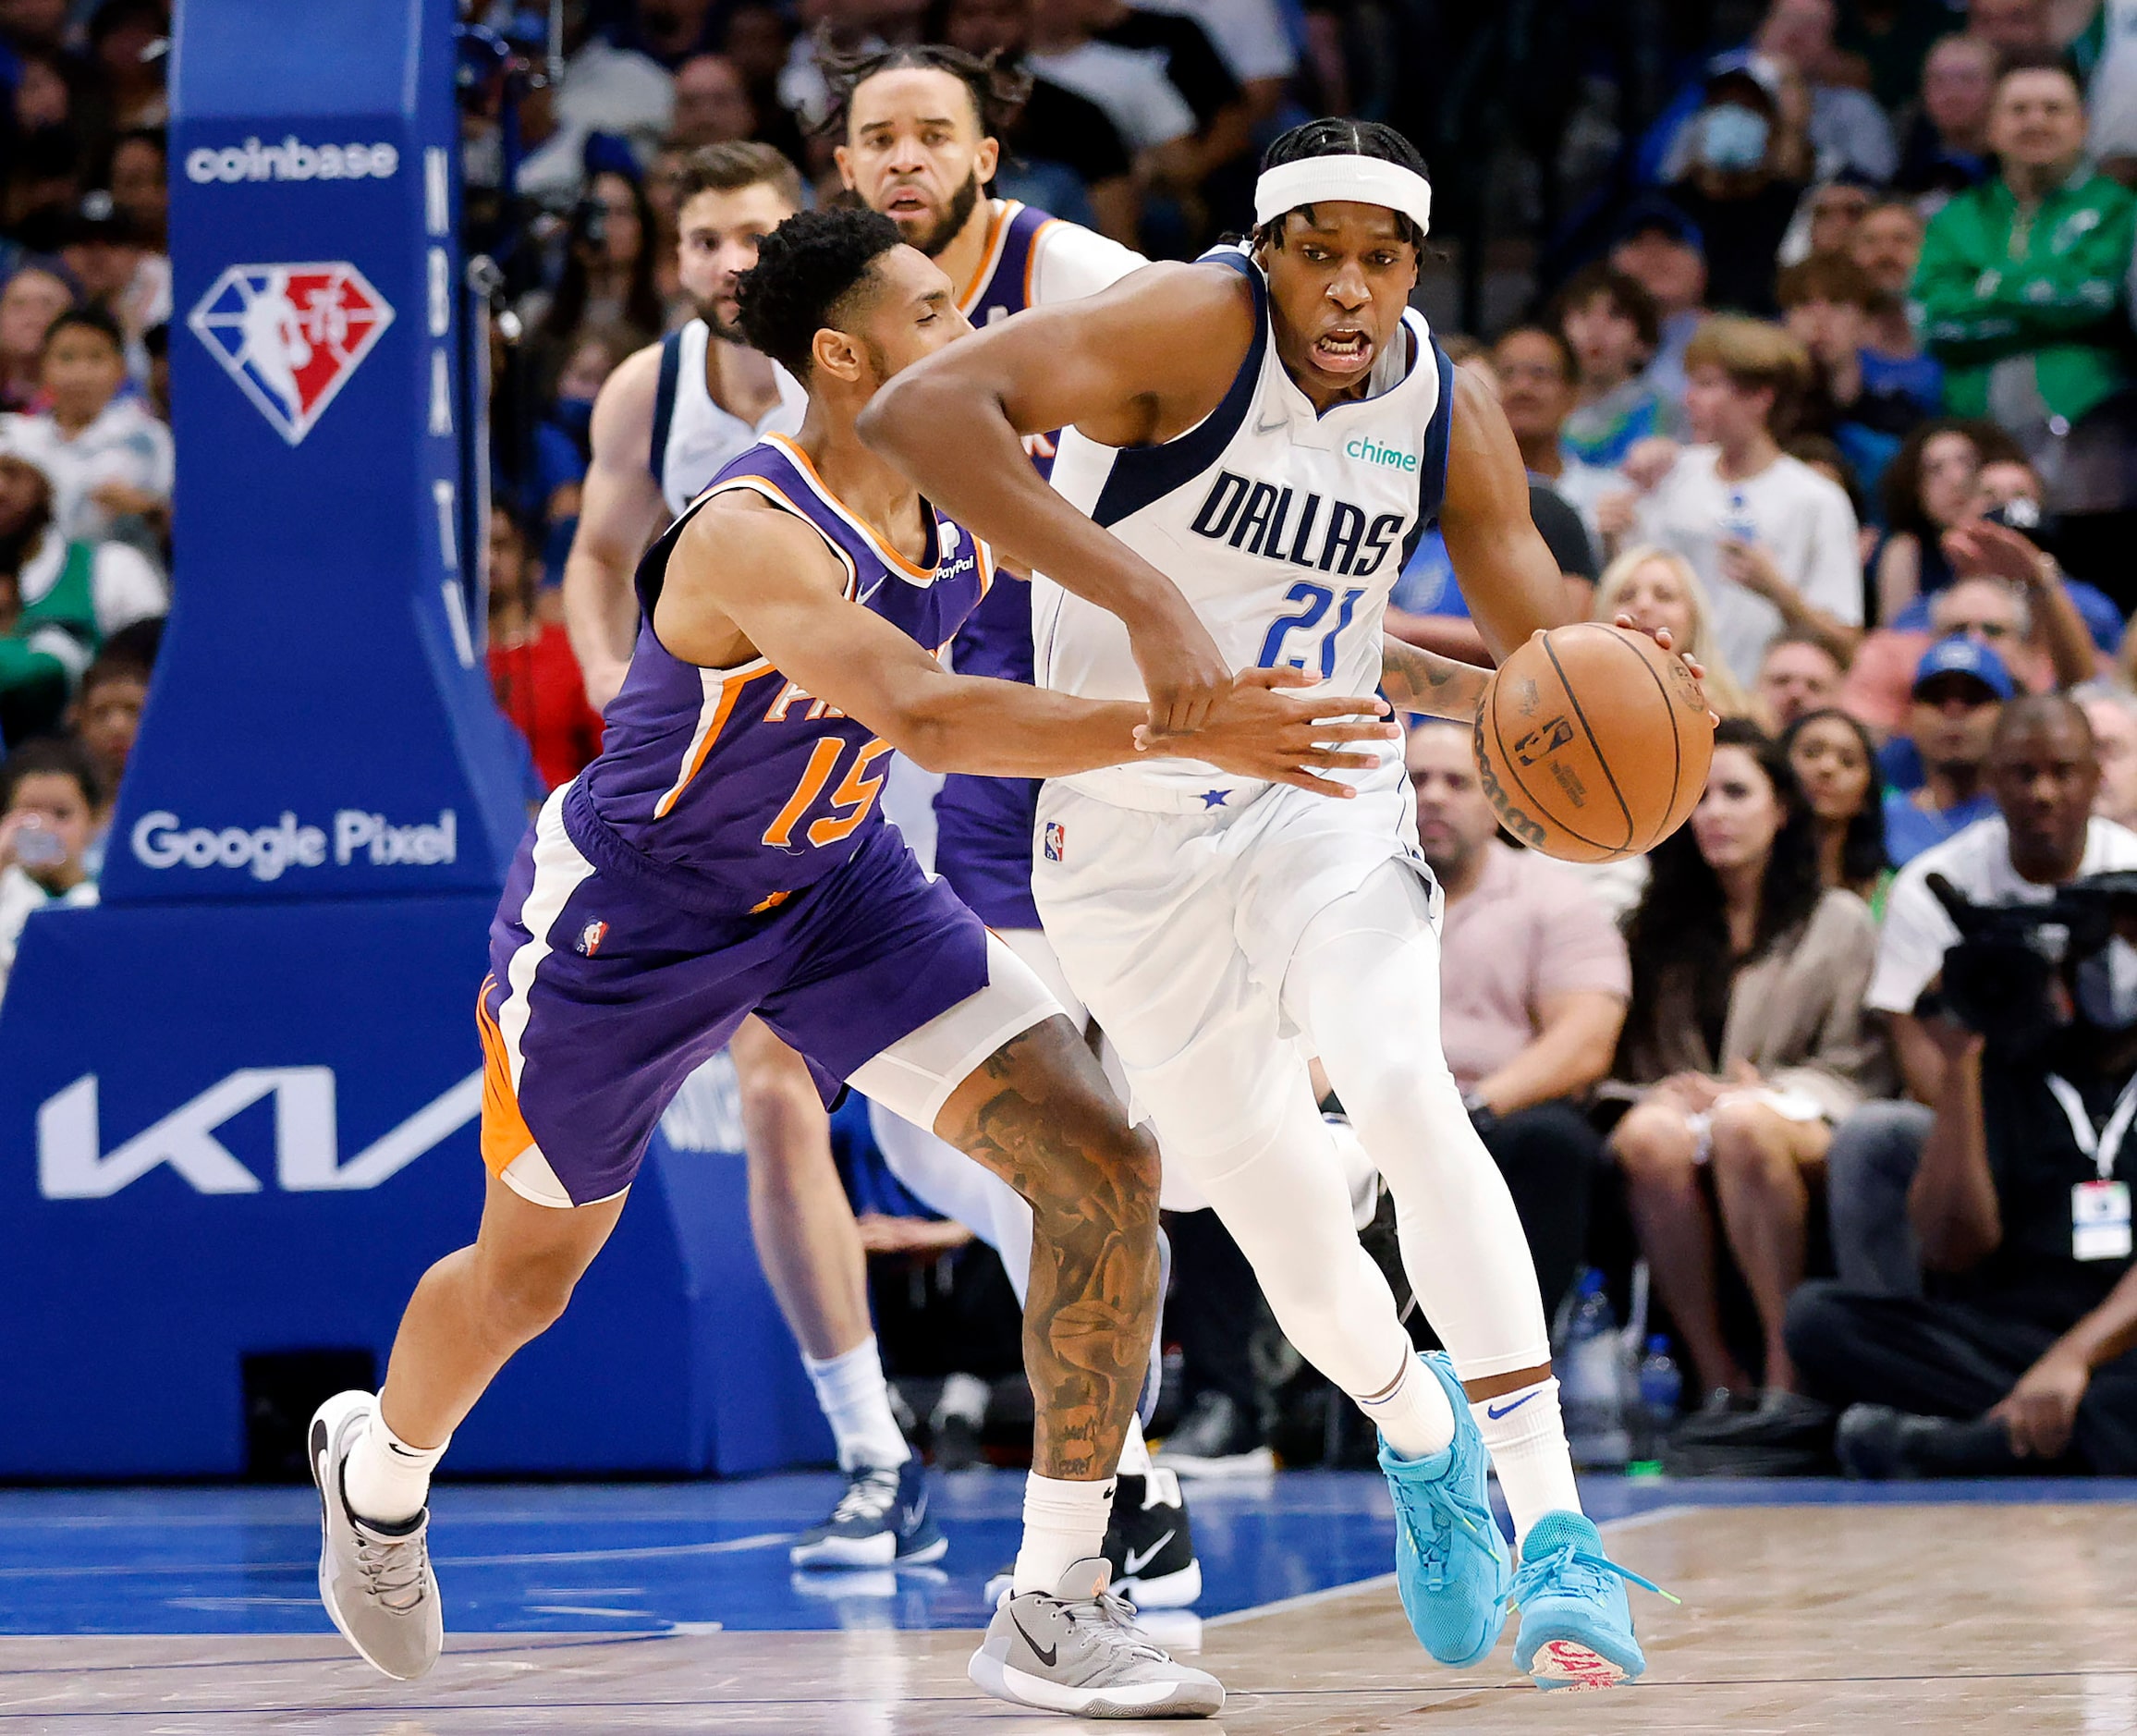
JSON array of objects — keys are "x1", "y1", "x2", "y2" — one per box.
[
  {"x1": 1044, "y1": 822, "x2": 1066, "y2": 863},
  {"x1": 576, "y1": 920, "x2": 608, "y2": 956}
]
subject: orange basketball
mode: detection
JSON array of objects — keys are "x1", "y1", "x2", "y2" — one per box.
[{"x1": 1471, "y1": 622, "x2": 1715, "y2": 864}]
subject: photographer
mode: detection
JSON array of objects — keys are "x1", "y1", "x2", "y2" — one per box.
[
  {"x1": 1827, "y1": 699, "x2": 2137, "y2": 1302},
  {"x1": 1785, "y1": 859, "x2": 2137, "y2": 1478}
]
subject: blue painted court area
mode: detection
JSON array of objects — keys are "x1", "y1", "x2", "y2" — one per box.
[{"x1": 4, "y1": 1472, "x2": 2133, "y2": 1639}]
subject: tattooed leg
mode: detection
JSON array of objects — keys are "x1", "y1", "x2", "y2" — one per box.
[{"x1": 934, "y1": 1014, "x2": 1162, "y2": 1482}]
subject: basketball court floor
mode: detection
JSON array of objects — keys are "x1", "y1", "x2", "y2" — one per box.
[{"x1": 6, "y1": 1473, "x2": 2135, "y2": 1732}]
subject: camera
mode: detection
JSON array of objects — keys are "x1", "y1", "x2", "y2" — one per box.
[{"x1": 1918, "y1": 871, "x2": 2137, "y2": 1059}]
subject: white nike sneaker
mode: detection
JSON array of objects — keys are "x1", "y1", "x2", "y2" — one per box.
[
  {"x1": 969, "y1": 1557, "x2": 1225, "y2": 1718},
  {"x1": 308, "y1": 1391, "x2": 443, "y2": 1681}
]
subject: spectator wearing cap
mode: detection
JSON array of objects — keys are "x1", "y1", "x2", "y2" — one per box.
[
  {"x1": 1780, "y1": 251, "x2": 1942, "y2": 495},
  {"x1": 1552, "y1": 263, "x2": 1683, "y2": 470},
  {"x1": 0, "y1": 261, "x2": 74, "y2": 414},
  {"x1": 1884, "y1": 635, "x2": 2011, "y2": 864},
  {"x1": 0, "y1": 308, "x2": 171, "y2": 568},
  {"x1": 1608, "y1": 197, "x2": 1710, "y2": 412},
  {"x1": 1913, "y1": 54, "x2": 2137, "y2": 520},
  {"x1": 1894, "y1": 31, "x2": 1998, "y2": 201},
  {"x1": 1626, "y1": 316, "x2": 1863, "y2": 681},
  {"x1": 59, "y1": 190, "x2": 165, "y2": 383},
  {"x1": 1660, "y1": 62, "x2": 1813, "y2": 319}
]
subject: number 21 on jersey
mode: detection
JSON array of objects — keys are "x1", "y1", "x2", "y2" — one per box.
[{"x1": 1259, "y1": 581, "x2": 1365, "y2": 678}]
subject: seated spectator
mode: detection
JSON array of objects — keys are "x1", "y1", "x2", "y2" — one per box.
[
  {"x1": 1893, "y1": 31, "x2": 1998, "y2": 200},
  {"x1": 934, "y1": 0, "x2": 1142, "y2": 246},
  {"x1": 1489, "y1": 324, "x2": 1620, "y2": 552},
  {"x1": 2082, "y1": 689, "x2": 2137, "y2": 831},
  {"x1": 1885, "y1": 635, "x2": 2011, "y2": 865},
  {"x1": 1748, "y1": 0, "x2": 1899, "y2": 183},
  {"x1": 0, "y1": 738, "x2": 102, "y2": 1008},
  {"x1": 1626, "y1": 316, "x2": 1863, "y2": 679},
  {"x1": 87, "y1": 0, "x2": 168, "y2": 132},
  {"x1": 1832, "y1": 697, "x2": 2137, "y2": 1302},
  {"x1": 0, "y1": 260, "x2": 74, "y2": 413},
  {"x1": 1779, "y1": 251, "x2": 1941, "y2": 493},
  {"x1": 1968, "y1": 0, "x2": 2054, "y2": 59},
  {"x1": 1777, "y1": 172, "x2": 1876, "y2": 268},
  {"x1": 1408, "y1": 719, "x2": 1630, "y2": 1318},
  {"x1": 1872, "y1": 418, "x2": 2021, "y2": 625},
  {"x1": 1661, "y1": 63, "x2": 1813, "y2": 319},
  {"x1": 1552, "y1": 263, "x2": 1681, "y2": 470},
  {"x1": 1848, "y1": 568, "x2": 2080, "y2": 733},
  {"x1": 1594, "y1": 544, "x2": 1759, "y2": 720},
  {"x1": 67, "y1": 645, "x2": 150, "y2": 814},
  {"x1": 0, "y1": 308, "x2": 171, "y2": 566},
  {"x1": 486, "y1": 505, "x2": 604, "y2": 792},
  {"x1": 1758, "y1": 628, "x2": 1848, "y2": 729},
  {"x1": 1913, "y1": 53, "x2": 2137, "y2": 519},
  {"x1": 1608, "y1": 719, "x2": 1890, "y2": 1406},
  {"x1": 1788, "y1": 870, "x2": 2137, "y2": 1479},
  {"x1": 523, "y1": 169, "x2": 666, "y2": 396},
  {"x1": 1782, "y1": 704, "x2": 1889, "y2": 900},
  {"x1": 533, "y1": 324, "x2": 635, "y2": 575},
  {"x1": 1607, "y1": 196, "x2": 1710, "y2": 413},
  {"x1": 1850, "y1": 195, "x2": 1928, "y2": 361}
]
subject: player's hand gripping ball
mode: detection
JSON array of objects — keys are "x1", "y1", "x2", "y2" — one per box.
[{"x1": 1472, "y1": 622, "x2": 1715, "y2": 864}]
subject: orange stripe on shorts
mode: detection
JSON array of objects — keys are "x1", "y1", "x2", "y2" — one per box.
[{"x1": 474, "y1": 977, "x2": 538, "y2": 1178}]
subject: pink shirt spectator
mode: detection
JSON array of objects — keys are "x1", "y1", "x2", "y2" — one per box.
[{"x1": 1438, "y1": 842, "x2": 1631, "y2": 1093}]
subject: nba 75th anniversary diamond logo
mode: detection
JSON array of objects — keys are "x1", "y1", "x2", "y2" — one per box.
[{"x1": 188, "y1": 262, "x2": 394, "y2": 446}]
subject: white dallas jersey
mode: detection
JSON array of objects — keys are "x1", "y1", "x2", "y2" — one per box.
[
  {"x1": 1037, "y1": 247, "x2": 1452, "y2": 804},
  {"x1": 651, "y1": 317, "x2": 809, "y2": 517}
]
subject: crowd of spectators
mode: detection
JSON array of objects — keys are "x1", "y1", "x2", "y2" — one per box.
[{"x1": 7, "y1": 0, "x2": 2137, "y2": 1479}]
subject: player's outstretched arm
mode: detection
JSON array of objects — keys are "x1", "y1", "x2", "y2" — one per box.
[
  {"x1": 665, "y1": 501, "x2": 1395, "y2": 793},
  {"x1": 1436, "y1": 365, "x2": 1579, "y2": 663},
  {"x1": 561, "y1": 343, "x2": 672, "y2": 712},
  {"x1": 856, "y1": 263, "x2": 1257, "y2": 736},
  {"x1": 1380, "y1": 634, "x2": 1489, "y2": 721}
]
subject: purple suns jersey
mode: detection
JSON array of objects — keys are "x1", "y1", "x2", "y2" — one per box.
[
  {"x1": 568, "y1": 432, "x2": 994, "y2": 916},
  {"x1": 934, "y1": 203, "x2": 1143, "y2": 926}
]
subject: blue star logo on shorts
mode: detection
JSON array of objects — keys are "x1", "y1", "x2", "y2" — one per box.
[{"x1": 1200, "y1": 789, "x2": 1230, "y2": 808}]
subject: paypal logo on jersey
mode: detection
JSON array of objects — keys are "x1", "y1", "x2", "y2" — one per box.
[
  {"x1": 1188, "y1": 471, "x2": 1407, "y2": 578},
  {"x1": 1345, "y1": 434, "x2": 1419, "y2": 472}
]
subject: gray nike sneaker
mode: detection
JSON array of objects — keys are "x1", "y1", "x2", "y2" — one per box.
[
  {"x1": 968, "y1": 1557, "x2": 1225, "y2": 1718},
  {"x1": 309, "y1": 1390, "x2": 444, "y2": 1681}
]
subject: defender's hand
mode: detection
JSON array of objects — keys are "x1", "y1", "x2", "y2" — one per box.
[
  {"x1": 1130, "y1": 604, "x2": 1234, "y2": 735},
  {"x1": 1136, "y1": 666, "x2": 1398, "y2": 797}
]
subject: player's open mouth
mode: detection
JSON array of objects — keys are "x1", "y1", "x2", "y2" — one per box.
[
  {"x1": 1313, "y1": 329, "x2": 1373, "y2": 373},
  {"x1": 884, "y1": 189, "x2": 932, "y2": 216}
]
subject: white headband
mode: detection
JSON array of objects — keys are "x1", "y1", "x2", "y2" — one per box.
[{"x1": 1254, "y1": 154, "x2": 1433, "y2": 238}]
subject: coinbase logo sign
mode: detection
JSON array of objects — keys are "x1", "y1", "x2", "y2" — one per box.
[{"x1": 184, "y1": 137, "x2": 400, "y2": 184}]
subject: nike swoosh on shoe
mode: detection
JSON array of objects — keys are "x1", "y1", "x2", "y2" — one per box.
[{"x1": 1121, "y1": 1532, "x2": 1177, "y2": 1577}]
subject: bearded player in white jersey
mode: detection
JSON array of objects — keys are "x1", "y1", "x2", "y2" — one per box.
[{"x1": 866, "y1": 119, "x2": 1679, "y2": 1698}]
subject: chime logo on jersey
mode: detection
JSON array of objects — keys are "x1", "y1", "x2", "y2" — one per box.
[
  {"x1": 188, "y1": 262, "x2": 395, "y2": 446},
  {"x1": 1186, "y1": 470, "x2": 1407, "y2": 578}
]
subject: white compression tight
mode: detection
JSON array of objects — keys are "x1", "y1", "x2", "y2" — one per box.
[{"x1": 1158, "y1": 862, "x2": 1550, "y2": 1400}]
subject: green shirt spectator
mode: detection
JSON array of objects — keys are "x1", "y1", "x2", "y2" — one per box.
[{"x1": 1911, "y1": 56, "x2": 2137, "y2": 453}]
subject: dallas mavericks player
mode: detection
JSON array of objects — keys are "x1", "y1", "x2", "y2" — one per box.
[
  {"x1": 863, "y1": 122, "x2": 1674, "y2": 1689},
  {"x1": 311, "y1": 210, "x2": 1400, "y2": 1715}
]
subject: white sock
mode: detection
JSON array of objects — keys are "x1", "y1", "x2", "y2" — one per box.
[
  {"x1": 1117, "y1": 1413, "x2": 1154, "y2": 1477},
  {"x1": 1012, "y1": 1472, "x2": 1117, "y2": 1595},
  {"x1": 344, "y1": 1407, "x2": 448, "y2": 1526},
  {"x1": 1358, "y1": 1351, "x2": 1456, "y2": 1461},
  {"x1": 803, "y1": 1336, "x2": 911, "y2": 1473},
  {"x1": 1471, "y1": 1377, "x2": 1582, "y2": 1544}
]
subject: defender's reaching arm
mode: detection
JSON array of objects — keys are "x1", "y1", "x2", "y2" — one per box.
[{"x1": 661, "y1": 495, "x2": 1396, "y2": 792}]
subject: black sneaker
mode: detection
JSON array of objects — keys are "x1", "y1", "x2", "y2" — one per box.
[
  {"x1": 1836, "y1": 1404, "x2": 2024, "y2": 1480},
  {"x1": 1155, "y1": 1392, "x2": 1274, "y2": 1480},
  {"x1": 1104, "y1": 1469, "x2": 1202, "y2": 1608},
  {"x1": 790, "y1": 1459, "x2": 947, "y2": 1569}
]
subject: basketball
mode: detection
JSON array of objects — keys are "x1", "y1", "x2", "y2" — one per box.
[{"x1": 1471, "y1": 622, "x2": 1715, "y2": 864}]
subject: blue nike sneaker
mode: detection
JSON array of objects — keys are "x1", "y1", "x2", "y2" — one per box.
[
  {"x1": 1511, "y1": 1510, "x2": 1668, "y2": 1689},
  {"x1": 790, "y1": 1458, "x2": 947, "y2": 1570},
  {"x1": 1377, "y1": 1351, "x2": 1510, "y2": 1668}
]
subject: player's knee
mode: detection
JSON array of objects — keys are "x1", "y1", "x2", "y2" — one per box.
[{"x1": 473, "y1": 1242, "x2": 587, "y2": 1346}]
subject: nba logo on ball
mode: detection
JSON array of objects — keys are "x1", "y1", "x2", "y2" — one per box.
[
  {"x1": 1044, "y1": 822, "x2": 1066, "y2": 863},
  {"x1": 576, "y1": 921, "x2": 608, "y2": 957},
  {"x1": 188, "y1": 262, "x2": 395, "y2": 445}
]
